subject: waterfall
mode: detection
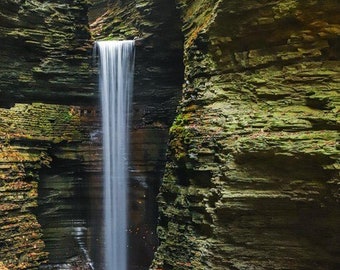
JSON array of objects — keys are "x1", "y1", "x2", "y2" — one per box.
[{"x1": 96, "y1": 40, "x2": 135, "y2": 270}]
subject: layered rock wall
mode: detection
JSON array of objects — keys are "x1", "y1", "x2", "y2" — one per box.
[
  {"x1": 0, "y1": 103, "x2": 99, "y2": 268},
  {"x1": 0, "y1": 0, "x2": 94, "y2": 105},
  {"x1": 0, "y1": 1, "x2": 98, "y2": 268},
  {"x1": 1, "y1": 0, "x2": 339, "y2": 269},
  {"x1": 152, "y1": 0, "x2": 340, "y2": 269}
]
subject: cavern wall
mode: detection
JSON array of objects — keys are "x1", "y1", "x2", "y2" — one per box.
[
  {"x1": 152, "y1": 0, "x2": 340, "y2": 269},
  {"x1": 0, "y1": 1, "x2": 98, "y2": 269}
]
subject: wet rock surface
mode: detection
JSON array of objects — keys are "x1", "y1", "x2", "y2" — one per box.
[
  {"x1": 0, "y1": 103, "x2": 100, "y2": 269},
  {"x1": 0, "y1": 0, "x2": 339, "y2": 269}
]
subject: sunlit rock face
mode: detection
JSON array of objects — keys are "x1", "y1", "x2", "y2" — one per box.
[{"x1": 152, "y1": 0, "x2": 340, "y2": 269}]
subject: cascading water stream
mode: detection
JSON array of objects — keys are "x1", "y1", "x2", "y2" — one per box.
[{"x1": 96, "y1": 40, "x2": 135, "y2": 270}]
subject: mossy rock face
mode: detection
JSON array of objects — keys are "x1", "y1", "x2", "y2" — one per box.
[
  {"x1": 152, "y1": 0, "x2": 340, "y2": 269},
  {"x1": 0, "y1": 102, "x2": 100, "y2": 269}
]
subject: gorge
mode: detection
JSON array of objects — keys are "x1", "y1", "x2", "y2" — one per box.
[{"x1": 0, "y1": 0, "x2": 339, "y2": 270}]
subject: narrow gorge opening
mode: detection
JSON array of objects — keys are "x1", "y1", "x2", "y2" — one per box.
[{"x1": 88, "y1": 1, "x2": 185, "y2": 270}]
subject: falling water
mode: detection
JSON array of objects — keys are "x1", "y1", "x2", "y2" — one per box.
[{"x1": 96, "y1": 40, "x2": 135, "y2": 270}]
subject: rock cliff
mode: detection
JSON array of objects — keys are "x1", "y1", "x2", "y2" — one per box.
[
  {"x1": 151, "y1": 0, "x2": 340, "y2": 269},
  {"x1": 0, "y1": 1, "x2": 98, "y2": 268}
]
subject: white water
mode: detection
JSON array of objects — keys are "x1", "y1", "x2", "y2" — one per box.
[{"x1": 96, "y1": 40, "x2": 135, "y2": 270}]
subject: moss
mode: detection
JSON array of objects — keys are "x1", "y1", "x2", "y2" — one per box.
[
  {"x1": 272, "y1": 0, "x2": 299, "y2": 19},
  {"x1": 169, "y1": 113, "x2": 194, "y2": 161}
]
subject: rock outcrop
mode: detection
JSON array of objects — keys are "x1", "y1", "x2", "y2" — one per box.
[{"x1": 152, "y1": 0, "x2": 340, "y2": 269}]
